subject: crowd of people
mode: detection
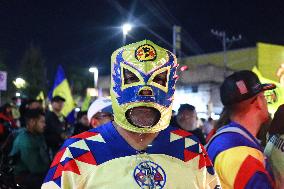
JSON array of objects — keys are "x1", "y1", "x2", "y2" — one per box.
[
  {"x1": 0, "y1": 95, "x2": 113, "y2": 188},
  {"x1": 0, "y1": 40, "x2": 283, "y2": 188}
]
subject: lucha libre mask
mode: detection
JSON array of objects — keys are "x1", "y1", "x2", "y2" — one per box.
[{"x1": 111, "y1": 40, "x2": 178, "y2": 133}]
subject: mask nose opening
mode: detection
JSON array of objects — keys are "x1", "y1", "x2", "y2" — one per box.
[{"x1": 138, "y1": 88, "x2": 154, "y2": 96}]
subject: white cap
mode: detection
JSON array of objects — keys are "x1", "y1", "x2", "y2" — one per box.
[{"x1": 87, "y1": 97, "x2": 112, "y2": 121}]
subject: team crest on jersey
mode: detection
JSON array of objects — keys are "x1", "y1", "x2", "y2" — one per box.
[
  {"x1": 135, "y1": 44, "x2": 157, "y2": 61},
  {"x1": 133, "y1": 161, "x2": 166, "y2": 189}
]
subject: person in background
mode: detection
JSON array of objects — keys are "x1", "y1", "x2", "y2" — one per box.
[
  {"x1": 265, "y1": 104, "x2": 284, "y2": 189},
  {"x1": 18, "y1": 98, "x2": 42, "y2": 128},
  {"x1": 203, "y1": 117, "x2": 214, "y2": 137},
  {"x1": 19, "y1": 98, "x2": 29, "y2": 128},
  {"x1": 10, "y1": 96, "x2": 21, "y2": 124},
  {"x1": 44, "y1": 95, "x2": 68, "y2": 157},
  {"x1": 173, "y1": 104, "x2": 206, "y2": 145},
  {"x1": 27, "y1": 99, "x2": 42, "y2": 110},
  {"x1": 73, "y1": 111, "x2": 89, "y2": 135},
  {"x1": 205, "y1": 107, "x2": 231, "y2": 143},
  {"x1": 10, "y1": 109, "x2": 50, "y2": 189},
  {"x1": 206, "y1": 70, "x2": 275, "y2": 188},
  {"x1": 0, "y1": 103, "x2": 17, "y2": 145},
  {"x1": 87, "y1": 97, "x2": 113, "y2": 128}
]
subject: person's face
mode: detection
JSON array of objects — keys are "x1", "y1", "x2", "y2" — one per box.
[
  {"x1": 180, "y1": 110, "x2": 197, "y2": 130},
  {"x1": 6, "y1": 107, "x2": 12, "y2": 114},
  {"x1": 90, "y1": 112, "x2": 113, "y2": 128},
  {"x1": 111, "y1": 43, "x2": 178, "y2": 133},
  {"x1": 30, "y1": 115, "x2": 46, "y2": 134},
  {"x1": 52, "y1": 101, "x2": 64, "y2": 112},
  {"x1": 79, "y1": 115, "x2": 89, "y2": 127},
  {"x1": 124, "y1": 70, "x2": 164, "y2": 128},
  {"x1": 29, "y1": 102, "x2": 41, "y2": 109}
]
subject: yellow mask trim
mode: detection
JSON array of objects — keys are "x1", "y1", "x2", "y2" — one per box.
[
  {"x1": 121, "y1": 63, "x2": 145, "y2": 91},
  {"x1": 147, "y1": 66, "x2": 171, "y2": 93}
]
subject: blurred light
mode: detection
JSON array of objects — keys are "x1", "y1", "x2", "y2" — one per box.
[
  {"x1": 211, "y1": 112, "x2": 220, "y2": 120},
  {"x1": 122, "y1": 23, "x2": 132, "y2": 35},
  {"x1": 15, "y1": 92, "x2": 21, "y2": 97},
  {"x1": 89, "y1": 67, "x2": 98, "y2": 88},
  {"x1": 13, "y1": 77, "x2": 26, "y2": 89},
  {"x1": 75, "y1": 107, "x2": 81, "y2": 112},
  {"x1": 180, "y1": 65, "x2": 189, "y2": 72},
  {"x1": 87, "y1": 88, "x2": 98, "y2": 97},
  {"x1": 89, "y1": 67, "x2": 98, "y2": 73}
]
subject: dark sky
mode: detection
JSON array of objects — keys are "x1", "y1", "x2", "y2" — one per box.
[{"x1": 1, "y1": 0, "x2": 284, "y2": 77}]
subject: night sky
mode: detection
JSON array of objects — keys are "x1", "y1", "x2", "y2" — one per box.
[{"x1": 1, "y1": 0, "x2": 284, "y2": 77}]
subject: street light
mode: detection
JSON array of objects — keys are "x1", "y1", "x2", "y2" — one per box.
[
  {"x1": 122, "y1": 23, "x2": 132, "y2": 44},
  {"x1": 13, "y1": 77, "x2": 26, "y2": 89},
  {"x1": 89, "y1": 67, "x2": 98, "y2": 88}
]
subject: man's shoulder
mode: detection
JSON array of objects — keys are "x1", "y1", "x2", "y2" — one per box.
[
  {"x1": 165, "y1": 126, "x2": 210, "y2": 157},
  {"x1": 14, "y1": 129, "x2": 30, "y2": 142},
  {"x1": 46, "y1": 110, "x2": 55, "y2": 117},
  {"x1": 167, "y1": 125, "x2": 201, "y2": 142},
  {"x1": 53, "y1": 122, "x2": 115, "y2": 164},
  {"x1": 206, "y1": 126, "x2": 261, "y2": 164},
  {"x1": 43, "y1": 123, "x2": 120, "y2": 187}
]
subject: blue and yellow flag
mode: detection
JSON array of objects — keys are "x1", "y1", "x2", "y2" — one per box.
[
  {"x1": 253, "y1": 66, "x2": 284, "y2": 115},
  {"x1": 49, "y1": 65, "x2": 76, "y2": 122}
]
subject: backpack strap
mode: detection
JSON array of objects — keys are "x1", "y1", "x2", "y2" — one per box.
[{"x1": 205, "y1": 127, "x2": 257, "y2": 150}]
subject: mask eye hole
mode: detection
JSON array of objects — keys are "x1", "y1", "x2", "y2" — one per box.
[
  {"x1": 123, "y1": 68, "x2": 140, "y2": 85},
  {"x1": 153, "y1": 71, "x2": 168, "y2": 87}
]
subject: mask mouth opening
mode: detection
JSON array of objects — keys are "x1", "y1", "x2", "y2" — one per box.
[{"x1": 125, "y1": 106, "x2": 161, "y2": 128}]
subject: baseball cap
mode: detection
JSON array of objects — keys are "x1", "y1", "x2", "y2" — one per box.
[
  {"x1": 220, "y1": 70, "x2": 276, "y2": 106},
  {"x1": 87, "y1": 97, "x2": 113, "y2": 121},
  {"x1": 51, "y1": 95, "x2": 66, "y2": 102}
]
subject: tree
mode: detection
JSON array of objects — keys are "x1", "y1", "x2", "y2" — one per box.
[
  {"x1": 20, "y1": 44, "x2": 47, "y2": 98},
  {"x1": 65, "y1": 65, "x2": 93, "y2": 97}
]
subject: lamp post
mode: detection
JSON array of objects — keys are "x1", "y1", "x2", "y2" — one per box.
[
  {"x1": 89, "y1": 67, "x2": 98, "y2": 88},
  {"x1": 12, "y1": 77, "x2": 26, "y2": 99},
  {"x1": 13, "y1": 77, "x2": 26, "y2": 89},
  {"x1": 122, "y1": 23, "x2": 132, "y2": 44}
]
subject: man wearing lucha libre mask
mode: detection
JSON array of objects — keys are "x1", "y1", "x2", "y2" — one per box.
[{"x1": 42, "y1": 40, "x2": 221, "y2": 189}]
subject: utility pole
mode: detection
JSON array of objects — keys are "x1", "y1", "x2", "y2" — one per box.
[
  {"x1": 211, "y1": 30, "x2": 242, "y2": 78},
  {"x1": 173, "y1": 25, "x2": 182, "y2": 57}
]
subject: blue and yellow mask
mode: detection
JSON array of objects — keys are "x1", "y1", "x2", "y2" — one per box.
[{"x1": 111, "y1": 40, "x2": 178, "y2": 133}]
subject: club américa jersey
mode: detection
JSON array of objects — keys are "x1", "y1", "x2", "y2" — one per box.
[
  {"x1": 206, "y1": 122, "x2": 275, "y2": 189},
  {"x1": 42, "y1": 122, "x2": 221, "y2": 189}
]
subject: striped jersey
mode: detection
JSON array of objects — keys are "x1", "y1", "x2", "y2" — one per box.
[{"x1": 42, "y1": 122, "x2": 220, "y2": 189}]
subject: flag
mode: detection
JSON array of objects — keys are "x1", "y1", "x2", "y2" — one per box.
[
  {"x1": 36, "y1": 91, "x2": 46, "y2": 109},
  {"x1": 81, "y1": 93, "x2": 91, "y2": 111},
  {"x1": 36, "y1": 91, "x2": 45, "y2": 101},
  {"x1": 49, "y1": 65, "x2": 76, "y2": 122},
  {"x1": 253, "y1": 66, "x2": 284, "y2": 115}
]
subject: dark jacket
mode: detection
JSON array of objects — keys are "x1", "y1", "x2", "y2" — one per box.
[
  {"x1": 73, "y1": 122, "x2": 90, "y2": 136},
  {"x1": 44, "y1": 111, "x2": 67, "y2": 155}
]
